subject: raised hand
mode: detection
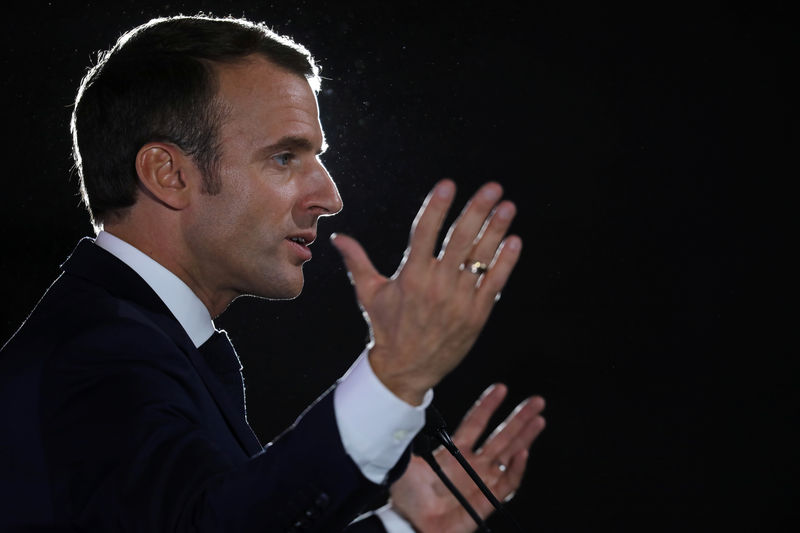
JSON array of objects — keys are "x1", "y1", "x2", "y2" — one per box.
[
  {"x1": 389, "y1": 384, "x2": 546, "y2": 532},
  {"x1": 331, "y1": 180, "x2": 521, "y2": 404}
]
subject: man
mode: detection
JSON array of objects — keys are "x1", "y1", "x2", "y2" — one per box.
[{"x1": 0, "y1": 15, "x2": 545, "y2": 532}]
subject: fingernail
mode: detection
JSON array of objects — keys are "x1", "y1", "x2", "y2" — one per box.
[
  {"x1": 329, "y1": 232, "x2": 338, "y2": 241},
  {"x1": 482, "y1": 185, "x2": 501, "y2": 201},
  {"x1": 507, "y1": 237, "x2": 521, "y2": 251},
  {"x1": 436, "y1": 181, "x2": 454, "y2": 198},
  {"x1": 497, "y1": 203, "x2": 515, "y2": 220}
]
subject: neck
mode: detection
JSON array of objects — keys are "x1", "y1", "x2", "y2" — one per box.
[{"x1": 103, "y1": 221, "x2": 235, "y2": 319}]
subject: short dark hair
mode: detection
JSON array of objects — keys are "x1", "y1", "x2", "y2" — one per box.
[{"x1": 71, "y1": 15, "x2": 320, "y2": 229}]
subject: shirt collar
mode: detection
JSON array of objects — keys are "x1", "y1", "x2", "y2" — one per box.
[{"x1": 94, "y1": 230, "x2": 215, "y2": 347}]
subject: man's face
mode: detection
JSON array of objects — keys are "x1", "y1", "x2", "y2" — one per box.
[{"x1": 183, "y1": 55, "x2": 342, "y2": 309}]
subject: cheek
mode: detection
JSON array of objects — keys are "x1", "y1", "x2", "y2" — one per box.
[
  {"x1": 252, "y1": 178, "x2": 300, "y2": 220},
  {"x1": 211, "y1": 172, "x2": 257, "y2": 227},
  {"x1": 213, "y1": 165, "x2": 300, "y2": 236},
  {"x1": 270, "y1": 186, "x2": 298, "y2": 213}
]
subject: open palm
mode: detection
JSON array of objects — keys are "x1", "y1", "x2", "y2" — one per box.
[{"x1": 389, "y1": 384, "x2": 546, "y2": 532}]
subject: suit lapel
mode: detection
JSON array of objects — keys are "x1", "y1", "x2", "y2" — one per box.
[{"x1": 62, "y1": 238, "x2": 263, "y2": 456}]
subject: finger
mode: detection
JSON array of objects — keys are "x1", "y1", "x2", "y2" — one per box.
[
  {"x1": 481, "y1": 396, "x2": 545, "y2": 452},
  {"x1": 489, "y1": 448, "x2": 528, "y2": 507},
  {"x1": 474, "y1": 236, "x2": 522, "y2": 311},
  {"x1": 466, "y1": 447, "x2": 529, "y2": 520},
  {"x1": 451, "y1": 383, "x2": 508, "y2": 450},
  {"x1": 403, "y1": 180, "x2": 456, "y2": 274},
  {"x1": 330, "y1": 233, "x2": 384, "y2": 305},
  {"x1": 478, "y1": 396, "x2": 545, "y2": 461},
  {"x1": 492, "y1": 414, "x2": 545, "y2": 469},
  {"x1": 457, "y1": 200, "x2": 516, "y2": 291},
  {"x1": 438, "y1": 182, "x2": 503, "y2": 271}
]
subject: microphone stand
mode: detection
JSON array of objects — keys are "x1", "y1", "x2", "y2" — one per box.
[
  {"x1": 414, "y1": 431, "x2": 492, "y2": 532},
  {"x1": 423, "y1": 406, "x2": 525, "y2": 533}
]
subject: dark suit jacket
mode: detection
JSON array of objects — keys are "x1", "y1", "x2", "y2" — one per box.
[{"x1": 0, "y1": 239, "x2": 393, "y2": 532}]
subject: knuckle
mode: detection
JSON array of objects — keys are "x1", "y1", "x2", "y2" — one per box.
[
  {"x1": 429, "y1": 281, "x2": 450, "y2": 303},
  {"x1": 400, "y1": 273, "x2": 425, "y2": 294}
]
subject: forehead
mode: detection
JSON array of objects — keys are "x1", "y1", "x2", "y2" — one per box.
[
  {"x1": 213, "y1": 55, "x2": 322, "y2": 144},
  {"x1": 215, "y1": 55, "x2": 314, "y2": 106}
]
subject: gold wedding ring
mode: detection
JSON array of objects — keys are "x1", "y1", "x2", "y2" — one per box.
[{"x1": 465, "y1": 260, "x2": 489, "y2": 275}]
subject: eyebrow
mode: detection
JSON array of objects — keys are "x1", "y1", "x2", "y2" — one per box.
[{"x1": 254, "y1": 135, "x2": 328, "y2": 161}]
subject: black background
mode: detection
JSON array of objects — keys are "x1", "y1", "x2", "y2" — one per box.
[{"x1": 1, "y1": 2, "x2": 794, "y2": 531}]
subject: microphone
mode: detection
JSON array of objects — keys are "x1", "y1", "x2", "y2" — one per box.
[{"x1": 421, "y1": 406, "x2": 525, "y2": 533}]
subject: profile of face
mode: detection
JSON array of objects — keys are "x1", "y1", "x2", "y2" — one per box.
[{"x1": 182, "y1": 55, "x2": 342, "y2": 308}]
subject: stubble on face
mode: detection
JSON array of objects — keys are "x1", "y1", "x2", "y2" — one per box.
[{"x1": 178, "y1": 56, "x2": 339, "y2": 316}]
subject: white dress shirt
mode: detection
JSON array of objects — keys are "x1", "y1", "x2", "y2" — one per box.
[{"x1": 94, "y1": 231, "x2": 423, "y2": 532}]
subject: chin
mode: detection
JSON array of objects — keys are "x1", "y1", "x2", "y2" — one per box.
[
  {"x1": 261, "y1": 278, "x2": 305, "y2": 301},
  {"x1": 279, "y1": 285, "x2": 304, "y2": 300},
  {"x1": 240, "y1": 266, "x2": 305, "y2": 301}
]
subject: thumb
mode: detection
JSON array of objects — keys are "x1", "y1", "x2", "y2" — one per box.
[{"x1": 330, "y1": 232, "x2": 383, "y2": 302}]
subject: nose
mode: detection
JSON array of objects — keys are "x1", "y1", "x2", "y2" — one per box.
[{"x1": 302, "y1": 158, "x2": 343, "y2": 218}]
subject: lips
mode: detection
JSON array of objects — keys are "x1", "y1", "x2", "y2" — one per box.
[
  {"x1": 285, "y1": 231, "x2": 315, "y2": 261},
  {"x1": 286, "y1": 231, "x2": 316, "y2": 246}
]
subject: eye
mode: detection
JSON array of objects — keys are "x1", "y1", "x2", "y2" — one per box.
[{"x1": 273, "y1": 152, "x2": 294, "y2": 167}]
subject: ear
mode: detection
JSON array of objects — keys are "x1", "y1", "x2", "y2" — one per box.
[{"x1": 135, "y1": 143, "x2": 193, "y2": 210}]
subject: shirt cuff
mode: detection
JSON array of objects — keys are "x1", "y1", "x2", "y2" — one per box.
[
  {"x1": 333, "y1": 349, "x2": 432, "y2": 484},
  {"x1": 375, "y1": 504, "x2": 416, "y2": 533}
]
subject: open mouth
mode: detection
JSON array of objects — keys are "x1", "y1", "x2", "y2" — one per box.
[{"x1": 286, "y1": 234, "x2": 314, "y2": 261}]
